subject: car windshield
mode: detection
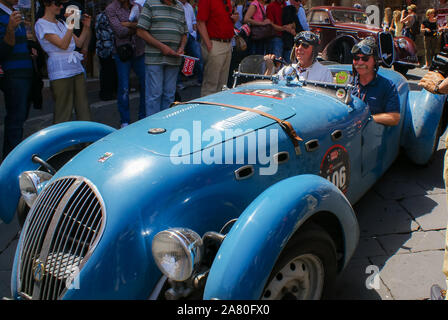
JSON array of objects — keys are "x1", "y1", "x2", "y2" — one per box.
[{"x1": 330, "y1": 10, "x2": 370, "y2": 24}]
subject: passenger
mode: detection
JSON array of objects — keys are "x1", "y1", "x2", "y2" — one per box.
[
  {"x1": 264, "y1": 31, "x2": 333, "y2": 83},
  {"x1": 350, "y1": 37, "x2": 400, "y2": 126}
]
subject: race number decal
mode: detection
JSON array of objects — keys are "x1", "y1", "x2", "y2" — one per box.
[
  {"x1": 233, "y1": 89, "x2": 291, "y2": 100},
  {"x1": 319, "y1": 145, "x2": 350, "y2": 193}
]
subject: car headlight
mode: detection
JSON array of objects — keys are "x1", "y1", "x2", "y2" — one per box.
[
  {"x1": 397, "y1": 39, "x2": 407, "y2": 49},
  {"x1": 19, "y1": 170, "x2": 53, "y2": 207},
  {"x1": 152, "y1": 228, "x2": 203, "y2": 281}
]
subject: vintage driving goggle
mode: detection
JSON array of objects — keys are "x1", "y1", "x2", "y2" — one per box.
[
  {"x1": 294, "y1": 31, "x2": 319, "y2": 46},
  {"x1": 351, "y1": 43, "x2": 374, "y2": 56}
]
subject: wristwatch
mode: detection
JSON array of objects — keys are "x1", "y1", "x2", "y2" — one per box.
[{"x1": 434, "y1": 79, "x2": 444, "y2": 94}]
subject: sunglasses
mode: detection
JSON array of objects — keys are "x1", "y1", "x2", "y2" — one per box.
[
  {"x1": 351, "y1": 43, "x2": 374, "y2": 55},
  {"x1": 295, "y1": 40, "x2": 310, "y2": 49},
  {"x1": 353, "y1": 55, "x2": 371, "y2": 62}
]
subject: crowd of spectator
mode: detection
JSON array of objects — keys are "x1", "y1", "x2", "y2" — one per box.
[{"x1": 3, "y1": 0, "x2": 448, "y2": 161}]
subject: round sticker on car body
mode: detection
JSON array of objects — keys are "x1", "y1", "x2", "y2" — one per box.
[
  {"x1": 335, "y1": 71, "x2": 349, "y2": 84},
  {"x1": 319, "y1": 144, "x2": 350, "y2": 193}
]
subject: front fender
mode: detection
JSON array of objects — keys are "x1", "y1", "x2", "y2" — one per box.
[
  {"x1": 0, "y1": 121, "x2": 116, "y2": 223},
  {"x1": 203, "y1": 174, "x2": 359, "y2": 300},
  {"x1": 402, "y1": 90, "x2": 446, "y2": 164}
]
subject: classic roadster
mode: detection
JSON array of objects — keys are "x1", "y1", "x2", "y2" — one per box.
[
  {"x1": 0, "y1": 58, "x2": 446, "y2": 300},
  {"x1": 308, "y1": 6, "x2": 419, "y2": 74}
]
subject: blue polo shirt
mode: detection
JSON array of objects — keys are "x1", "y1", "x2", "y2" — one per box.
[{"x1": 351, "y1": 73, "x2": 400, "y2": 115}]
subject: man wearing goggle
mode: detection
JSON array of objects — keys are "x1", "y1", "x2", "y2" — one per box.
[
  {"x1": 264, "y1": 31, "x2": 333, "y2": 83},
  {"x1": 351, "y1": 37, "x2": 400, "y2": 126}
]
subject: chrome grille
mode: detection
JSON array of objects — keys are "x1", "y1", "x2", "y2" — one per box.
[{"x1": 18, "y1": 177, "x2": 105, "y2": 300}]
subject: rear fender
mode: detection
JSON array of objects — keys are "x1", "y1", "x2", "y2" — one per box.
[
  {"x1": 203, "y1": 174, "x2": 359, "y2": 300},
  {"x1": 402, "y1": 90, "x2": 446, "y2": 164},
  {"x1": 0, "y1": 121, "x2": 116, "y2": 223}
]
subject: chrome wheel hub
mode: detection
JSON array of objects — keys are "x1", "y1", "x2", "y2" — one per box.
[{"x1": 262, "y1": 254, "x2": 324, "y2": 300}]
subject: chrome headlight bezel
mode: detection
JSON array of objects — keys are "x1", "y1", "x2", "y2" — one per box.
[
  {"x1": 19, "y1": 170, "x2": 53, "y2": 207},
  {"x1": 152, "y1": 228, "x2": 203, "y2": 281}
]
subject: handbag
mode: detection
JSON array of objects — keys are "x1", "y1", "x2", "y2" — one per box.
[
  {"x1": 250, "y1": 2, "x2": 275, "y2": 40},
  {"x1": 235, "y1": 35, "x2": 247, "y2": 51},
  {"x1": 116, "y1": 43, "x2": 134, "y2": 62}
]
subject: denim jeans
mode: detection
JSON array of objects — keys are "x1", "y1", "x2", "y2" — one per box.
[
  {"x1": 268, "y1": 37, "x2": 284, "y2": 59},
  {"x1": 1, "y1": 75, "x2": 32, "y2": 160},
  {"x1": 145, "y1": 64, "x2": 179, "y2": 116},
  {"x1": 114, "y1": 54, "x2": 146, "y2": 125}
]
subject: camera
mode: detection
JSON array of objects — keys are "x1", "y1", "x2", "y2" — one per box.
[{"x1": 430, "y1": 48, "x2": 448, "y2": 77}]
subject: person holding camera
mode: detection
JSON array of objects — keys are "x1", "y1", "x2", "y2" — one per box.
[
  {"x1": 106, "y1": 0, "x2": 146, "y2": 128},
  {"x1": 400, "y1": 4, "x2": 418, "y2": 41},
  {"x1": 34, "y1": 0, "x2": 91, "y2": 124},
  {"x1": 0, "y1": 0, "x2": 33, "y2": 160},
  {"x1": 350, "y1": 37, "x2": 400, "y2": 126},
  {"x1": 419, "y1": 64, "x2": 448, "y2": 300}
]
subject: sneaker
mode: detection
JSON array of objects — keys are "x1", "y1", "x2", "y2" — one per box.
[
  {"x1": 430, "y1": 284, "x2": 446, "y2": 300},
  {"x1": 120, "y1": 123, "x2": 129, "y2": 129}
]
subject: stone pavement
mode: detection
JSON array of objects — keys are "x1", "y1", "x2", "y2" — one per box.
[{"x1": 0, "y1": 68, "x2": 447, "y2": 300}]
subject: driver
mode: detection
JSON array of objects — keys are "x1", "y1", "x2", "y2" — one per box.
[
  {"x1": 264, "y1": 31, "x2": 333, "y2": 83},
  {"x1": 350, "y1": 37, "x2": 400, "y2": 126}
]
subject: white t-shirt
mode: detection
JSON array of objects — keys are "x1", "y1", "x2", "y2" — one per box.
[
  {"x1": 278, "y1": 61, "x2": 334, "y2": 83},
  {"x1": 35, "y1": 18, "x2": 85, "y2": 81},
  {"x1": 181, "y1": 2, "x2": 197, "y2": 39}
]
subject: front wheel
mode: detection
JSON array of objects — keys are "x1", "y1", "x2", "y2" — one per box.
[{"x1": 261, "y1": 223, "x2": 337, "y2": 300}]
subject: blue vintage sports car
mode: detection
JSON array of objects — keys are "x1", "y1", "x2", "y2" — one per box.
[{"x1": 0, "y1": 57, "x2": 446, "y2": 300}]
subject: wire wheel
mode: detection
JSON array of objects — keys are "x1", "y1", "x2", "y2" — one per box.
[{"x1": 262, "y1": 254, "x2": 325, "y2": 300}]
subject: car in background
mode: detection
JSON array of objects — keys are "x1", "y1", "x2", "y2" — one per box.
[{"x1": 308, "y1": 6, "x2": 419, "y2": 74}]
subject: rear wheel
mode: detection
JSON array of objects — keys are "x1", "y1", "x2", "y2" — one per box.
[{"x1": 261, "y1": 223, "x2": 337, "y2": 300}]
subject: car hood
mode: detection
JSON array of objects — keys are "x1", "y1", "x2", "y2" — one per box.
[{"x1": 99, "y1": 86, "x2": 296, "y2": 157}]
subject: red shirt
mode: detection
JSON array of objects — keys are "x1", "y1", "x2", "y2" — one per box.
[
  {"x1": 197, "y1": 0, "x2": 234, "y2": 39},
  {"x1": 267, "y1": 0, "x2": 285, "y2": 37}
]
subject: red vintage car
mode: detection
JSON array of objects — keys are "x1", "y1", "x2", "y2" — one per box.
[{"x1": 308, "y1": 6, "x2": 419, "y2": 74}]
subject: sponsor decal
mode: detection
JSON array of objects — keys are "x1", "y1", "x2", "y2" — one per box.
[
  {"x1": 98, "y1": 152, "x2": 113, "y2": 163},
  {"x1": 335, "y1": 71, "x2": 349, "y2": 84},
  {"x1": 336, "y1": 88, "x2": 346, "y2": 99},
  {"x1": 319, "y1": 144, "x2": 350, "y2": 193},
  {"x1": 233, "y1": 89, "x2": 292, "y2": 100}
]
